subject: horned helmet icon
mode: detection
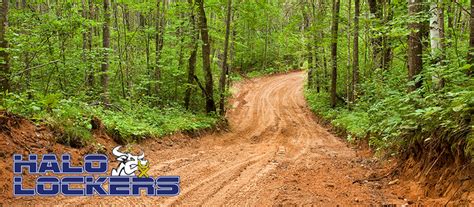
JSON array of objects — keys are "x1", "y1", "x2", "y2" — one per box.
[{"x1": 111, "y1": 146, "x2": 149, "y2": 177}]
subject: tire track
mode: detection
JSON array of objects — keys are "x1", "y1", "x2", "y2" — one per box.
[{"x1": 8, "y1": 71, "x2": 400, "y2": 206}]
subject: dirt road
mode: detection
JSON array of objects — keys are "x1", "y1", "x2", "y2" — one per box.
[{"x1": 8, "y1": 71, "x2": 404, "y2": 206}]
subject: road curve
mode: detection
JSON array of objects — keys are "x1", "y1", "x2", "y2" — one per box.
[{"x1": 8, "y1": 71, "x2": 398, "y2": 206}]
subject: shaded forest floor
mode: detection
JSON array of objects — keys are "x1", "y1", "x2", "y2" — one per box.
[{"x1": 1, "y1": 71, "x2": 472, "y2": 205}]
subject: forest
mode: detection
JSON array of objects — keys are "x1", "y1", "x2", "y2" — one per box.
[
  {"x1": 0, "y1": 0, "x2": 473, "y2": 204},
  {"x1": 0, "y1": 0, "x2": 313, "y2": 145}
]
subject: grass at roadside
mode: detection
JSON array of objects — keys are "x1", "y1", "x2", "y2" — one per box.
[
  {"x1": 304, "y1": 86, "x2": 474, "y2": 158},
  {"x1": 1, "y1": 93, "x2": 219, "y2": 147}
]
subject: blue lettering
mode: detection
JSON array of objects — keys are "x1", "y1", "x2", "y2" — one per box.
[
  {"x1": 156, "y1": 176, "x2": 180, "y2": 196},
  {"x1": 109, "y1": 177, "x2": 130, "y2": 196},
  {"x1": 13, "y1": 176, "x2": 35, "y2": 196},
  {"x1": 36, "y1": 177, "x2": 60, "y2": 196},
  {"x1": 13, "y1": 154, "x2": 37, "y2": 174},
  {"x1": 131, "y1": 177, "x2": 155, "y2": 196},
  {"x1": 84, "y1": 154, "x2": 107, "y2": 173},
  {"x1": 62, "y1": 154, "x2": 82, "y2": 173},
  {"x1": 85, "y1": 176, "x2": 108, "y2": 196},
  {"x1": 38, "y1": 155, "x2": 60, "y2": 174},
  {"x1": 61, "y1": 177, "x2": 85, "y2": 196}
]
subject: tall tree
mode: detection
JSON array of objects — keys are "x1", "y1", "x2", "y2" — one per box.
[
  {"x1": 311, "y1": 0, "x2": 320, "y2": 93},
  {"x1": 352, "y1": 0, "x2": 359, "y2": 102},
  {"x1": 381, "y1": 0, "x2": 393, "y2": 71},
  {"x1": 429, "y1": 2, "x2": 441, "y2": 58},
  {"x1": 367, "y1": 0, "x2": 382, "y2": 70},
  {"x1": 408, "y1": 0, "x2": 423, "y2": 91},
  {"x1": 429, "y1": 0, "x2": 445, "y2": 88},
  {"x1": 304, "y1": 0, "x2": 313, "y2": 89},
  {"x1": 184, "y1": 0, "x2": 198, "y2": 110},
  {"x1": 219, "y1": 0, "x2": 232, "y2": 115},
  {"x1": 0, "y1": 0, "x2": 9, "y2": 93},
  {"x1": 155, "y1": 0, "x2": 166, "y2": 96},
  {"x1": 468, "y1": 0, "x2": 474, "y2": 76},
  {"x1": 196, "y1": 0, "x2": 216, "y2": 113},
  {"x1": 101, "y1": 0, "x2": 111, "y2": 104},
  {"x1": 330, "y1": 0, "x2": 340, "y2": 107},
  {"x1": 86, "y1": 0, "x2": 94, "y2": 88},
  {"x1": 112, "y1": 0, "x2": 125, "y2": 98},
  {"x1": 346, "y1": 0, "x2": 352, "y2": 102},
  {"x1": 81, "y1": 0, "x2": 87, "y2": 66}
]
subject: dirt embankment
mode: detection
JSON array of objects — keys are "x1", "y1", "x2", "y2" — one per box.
[{"x1": 1, "y1": 71, "x2": 472, "y2": 206}]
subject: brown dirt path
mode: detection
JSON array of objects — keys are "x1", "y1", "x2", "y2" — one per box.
[{"x1": 5, "y1": 71, "x2": 410, "y2": 206}]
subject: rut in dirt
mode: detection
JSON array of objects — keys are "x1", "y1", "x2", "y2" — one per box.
[{"x1": 8, "y1": 71, "x2": 403, "y2": 206}]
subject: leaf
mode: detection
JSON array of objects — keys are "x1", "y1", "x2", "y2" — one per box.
[
  {"x1": 452, "y1": 104, "x2": 466, "y2": 112},
  {"x1": 32, "y1": 106, "x2": 41, "y2": 111}
]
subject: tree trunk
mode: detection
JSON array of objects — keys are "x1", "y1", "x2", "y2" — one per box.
[
  {"x1": 304, "y1": 0, "x2": 313, "y2": 89},
  {"x1": 176, "y1": 11, "x2": 186, "y2": 102},
  {"x1": 122, "y1": 4, "x2": 131, "y2": 96},
  {"x1": 438, "y1": 1, "x2": 446, "y2": 87},
  {"x1": 367, "y1": 0, "x2": 382, "y2": 70},
  {"x1": 154, "y1": 0, "x2": 165, "y2": 97},
  {"x1": 113, "y1": 0, "x2": 126, "y2": 98},
  {"x1": 0, "y1": 0, "x2": 10, "y2": 93},
  {"x1": 87, "y1": 0, "x2": 94, "y2": 88},
  {"x1": 311, "y1": 0, "x2": 320, "y2": 93},
  {"x1": 184, "y1": 0, "x2": 198, "y2": 110},
  {"x1": 322, "y1": 34, "x2": 328, "y2": 92},
  {"x1": 307, "y1": 42, "x2": 314, "y2": 89},
  {"x1": 330, "y1": 0, "x2": 340, "y2": 107},
  {"x1": 430, "y1": 1, "x2": 444, "y2": 88},
  {"x1": 219, "y1": 0, "x2": 232, "y2": 115},
  {"x1": 228, "y1": 18, "x2": 236, "y2": 91},
  {"x1": 430, "y1": 2, "x2": 441, "y2": 56},
  {"x1": 352, "y1": 0, "x2": 359, "y2": 102},
  {"x1": 438, "y1": 2, "x2": 445, "y2": 55},
  {"x1": 381, "y1": 0, "x2": 393, "y2": 71},
  {"x1": 101, "y1": 0, "x2": 110, "y2": 104},
  {"x1": 263, "y1": 17, "x2": 269, "y2": 69},
  {"x1": 346, "y1": 0, "x2": 352, "y2": 103},
  {"x1": 468, "y1": 0, "x2": 474, "y2": 76},
  {"x1": 196, "y1": 0, "x2": 216, "y2": 113},
  {"x1": 408, "y1": 0, "x2": 423, "y2": 92},
  {"x1": 446, "y1": 1, "x2": 453, "y2": 40},
  {"x1": 81, "y1": 0, "x2": 87, "y2": 64}
]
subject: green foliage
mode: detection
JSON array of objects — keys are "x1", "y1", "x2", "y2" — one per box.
[
  {"x1": 1, "y1": 0, "x2": 472, "y2": 162},
  {"x1": 0, "y1": 95, "x2": 218, "y2": 146},
  {"x1": 302, "y1": 0, "x2": 474, "y2": 160},
  {"x1": 247, "y1": 67, "x2": 289, "y2": 78},
  {"x1": 94, "y1": 104, "x2": 218, "y2": 143},
  {"x1": 4, "y1": 0, "x2": 304, "y2": 115},
  {"x1": 1, "y1": 94, "x2": 93, "y2": 147},
  {"x1": 306, "y1": 74, "x2": 474, "y2": 156},
  {"x1": 305, "y1": 90, "x2": 369, "y2": 140}
]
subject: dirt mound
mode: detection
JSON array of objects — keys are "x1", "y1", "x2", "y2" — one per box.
[
  {"x1": 385, "y1": 154, "x2": 474, "y2": 206},
  {"x1": 0, "y1": 111, "x2": 118, "y2": 202}
]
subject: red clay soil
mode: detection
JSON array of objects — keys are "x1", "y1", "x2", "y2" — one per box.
[{"x1": 1, "y1": 71, "x2": 472, "y2": 206}]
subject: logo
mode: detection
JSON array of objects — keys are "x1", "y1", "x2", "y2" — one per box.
[
  {"x1": 111, "y1": 146, "x2": 149, "y2": 177},
  {"x1": 13, "y1": 146, "x2": 180, "y2": 196}
]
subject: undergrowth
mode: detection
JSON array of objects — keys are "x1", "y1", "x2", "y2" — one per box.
[
  {"x1": 305, "y1": 78, "x2": 474, "y2": 160},
  {"x1": 247, "y1": 66, "x2": 292, "y2": 78},
  {"x1": 0, "y1": 93, "x2": 219, "y2": 147}
]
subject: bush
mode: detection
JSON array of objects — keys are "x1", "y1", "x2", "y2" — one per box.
[
  {"x1": 0, "y1": 94, "x2": 219, "y2": 147},
  {"x1": 305, "y1": 77, "x2": 474, "y2": 158}
]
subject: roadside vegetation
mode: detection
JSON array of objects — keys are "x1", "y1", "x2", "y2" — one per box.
[
  {"x1": 1, "y1": 92, "x2": 219, "y2": 146},
  {"x1": 0, "y1": 0, "x2": 471, "y2": 167},
  {"x1": 303, "y1": 0, "x2": 473, "y2": 164},
  {"x1": 0, "y1": 0, "x2": 306, "y2": 146}
]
